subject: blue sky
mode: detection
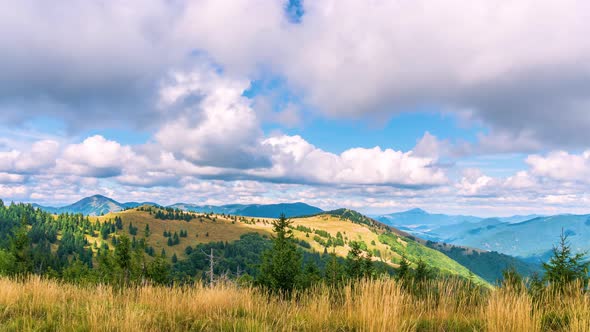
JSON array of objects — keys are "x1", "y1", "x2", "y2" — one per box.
[{"x1": 1, "y1": 0, "x2": 590, "y2": 216}]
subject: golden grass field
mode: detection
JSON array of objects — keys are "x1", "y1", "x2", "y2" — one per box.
[
  {"x1": 0, "y1": 276, "x2": 588, "y2": 331},
  {"x1": 90, "y1": 209, "x2": 397, "y2": 263},
  {"x1": 84, "y1": 208, "x2": 487, "y2": 284}
]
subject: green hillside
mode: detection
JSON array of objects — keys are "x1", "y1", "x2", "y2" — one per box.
[{"x1": 0, "y1": 200, "x2": 490, "y2": 286}]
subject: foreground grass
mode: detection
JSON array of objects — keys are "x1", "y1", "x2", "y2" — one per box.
[{"x1": 0, "y1": 277, "x2": 588, "y2": 331}]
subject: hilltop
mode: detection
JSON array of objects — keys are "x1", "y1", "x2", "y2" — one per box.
[
  {"x1": 33, "y1": 195, "x2": 322, "y2": 218},
  {"x1": 33, "y1": 195, "x2": 127, "y2": 216},
  {"x1": 84, "y1": 206, "x2": 492, "y2": 284}
]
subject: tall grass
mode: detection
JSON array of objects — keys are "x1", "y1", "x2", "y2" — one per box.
[{"x1": 0, "y1": 276, "x2": 587, "y2": 331}]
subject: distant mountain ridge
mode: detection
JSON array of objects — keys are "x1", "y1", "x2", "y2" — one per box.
[
  {"x1": 169, "y1": 202, "x2": 323, "y2": 218},
  {"x1": 33, "y1": 195, "x2": 126, "y2": 216},
  {"x1": 32, "y1": 195, "x2": 323, "y2": 218},
  {"x1": 376, "y1": 208, "x2": 588, "y2": 260},
  {"x1": 375, "y1": 208, "x2": 541, "y2": 229}
]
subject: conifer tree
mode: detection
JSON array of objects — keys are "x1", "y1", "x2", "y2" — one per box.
[
  {"x1": 115, "y1": 235, "x2": 132, "y2": 286},
  {"x1": 396, "y1": 254, "x2": 411, "y2": 281},
  {"x1": 543, "y1": 230, "x2": 589, "y2": 290},
  {"x1": 257, "y1": 213, "x2": 302, "y2": 294},
  {"x1": 345, "y1": 241, "x2": 365, "y2": 279},
  {"x1": 414, "y1": 258, "x2": 431, "y2": 282}
]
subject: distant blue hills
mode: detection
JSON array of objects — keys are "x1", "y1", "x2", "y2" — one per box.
[
  {"x1": 168, "y1": 202, "x2": 322, "y2": 218},
  {"x1": 32, "y1": 195, "x2": 323, "y2": 218},
  {"x1": 376, "y1": 209, "x2": 589, "y2": 260}
]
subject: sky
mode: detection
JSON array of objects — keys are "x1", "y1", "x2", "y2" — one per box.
[{"x1": 1, "y1": 0, "x2": 590, "y2": 216}]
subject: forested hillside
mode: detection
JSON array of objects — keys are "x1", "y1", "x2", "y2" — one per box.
[{"x1": 0, "y1": 200, "x2": 492, "y2": 285}]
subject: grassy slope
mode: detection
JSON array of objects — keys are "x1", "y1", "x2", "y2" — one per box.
[{"x1": 85, "y1": 206, "x2": 488, "y2": 285}]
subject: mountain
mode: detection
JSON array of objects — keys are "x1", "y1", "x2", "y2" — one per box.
[
  {"x1": 436, "y1": 214, "x2": 590, "y2": 260},
  {"x1": 398, "y1": 214, "x2": 589, "y2": 260},
  {"x1": 34, "y1": 195, "x2": 126, "y2": 216},
  {"x1": 376, "y1": 209, "x2": 542, "y2": 230},
  {"x1": 121, "y1": 202, "x2": 160, "y2": 209},
  {"x1": 33, "y1": 195, "x2": 322, "y2": 218},
  {"x1": 376, "y1": 208, "x2": 482, "y2": 228},
  {"x1": 170, "y1": 202, "x2": 323, "y2": 218}
]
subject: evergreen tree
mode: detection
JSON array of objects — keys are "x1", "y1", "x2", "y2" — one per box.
[
  {"x1": 147, "y1": 257, "x2": 170, "y2": 285},
  {"x1": 115, "y1": 235, "x2": 132, "y2": 286},
  {"x1": 396, "y1": 255, "x2": 411, "y2": 281},
  {"x1": 414, "y1": 258, "x2": 431, "y2": 282},
  {"x1": 144, "y1": 224, "x2": 150, "y2": 237},
  {"x1": 324, "y1": 252, "x2": 344, "y2": 287},
  {"x1": 115, "y1": 216, "x2": 123, "y2": 230},
  {"x1": 171, "y1": 253, "x2": 178, "y2": 263},
  {"x1": 257, "y1": 213, "x2": 302, "y2": 294},
  {"x1": 345, "y1": 241, "x2": 365, "y2": 279},
  {"x1": 296, "y1": 261, "x2": 322, "y2": 289},
  {"x1": 10, "y1": 219, "x2": 31, "y2": 275},
  {"x1": 128, "y1": 222, "x2": 137, "y2": 236},
  {"x1": 543, "y1": 230, "x2": 589, "y2": 290}
]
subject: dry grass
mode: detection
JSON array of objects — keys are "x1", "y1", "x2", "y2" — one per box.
[
  {"x1": 0, "y1": 277, "x2": 588, "y2": 331},
  {"x1": 88, "y1": 210, "x2": 397, "y2": 263},
  {"x1": 91, "y1": 210, "x2": 274, "y2": 258}
]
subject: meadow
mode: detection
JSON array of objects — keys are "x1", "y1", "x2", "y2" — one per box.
[{"x1": 0, "y1": 276, "x2": 588, "y2": 332}]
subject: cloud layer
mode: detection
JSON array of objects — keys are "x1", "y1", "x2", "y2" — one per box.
[{"x1": 0, "y1": 0, "x2": 589, "y2": 215}]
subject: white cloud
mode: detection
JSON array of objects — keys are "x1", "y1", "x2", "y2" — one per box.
[
  {"x1": 2, "y1": 0, "x2": 590, "y2": 150},
  {"x1": 254, "y1": 134, "x2": 447, "y2": 187},
  {"x1": 56, "y1": 135, "x2": 135, "y2": 177},
  {"x1": 0, "y1": 172, "x2": 25, "y2": 184},
  {"x1": 155, "y1": 67, "x2": 269, "y2": 169},
  {"x1": 0, "y1": 184, "x2": 27, "y2": 199},
  {"x1": 0, "y1": 139, "x2": 60, "y2": 173},
  {"x1": 526, "y1": 150, "x2": 590, "y2": 183}
]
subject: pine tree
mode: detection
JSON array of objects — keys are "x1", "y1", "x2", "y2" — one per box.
[
  {"x1": 11, "y1": 218, "x2": 31, "y2": 275},
  {"x1": 115, "y1": 216, "x2": 123, "y2": 230},
  {"x1": 543, "y1": 230, "x2": 589, "y2": 290},
  {"x1": 345, "y1": 241, "x2": 364, "y2": 279},
  {"x1": 171, "y1": 253, "x2": 178, "y2": 263},
  {"x1": 324, "y1": 253, "x2": 344, "y2": 287},
  {"x1": 414, "y1": 258, "x2": 431, "y2": 282},
  {"x1": 396, "y1": 254, "x2": 411, "y2": 281},
  {"x1": 296, "y1": 261, "x2": 322, "y2": 289},
  {"x1": 115, "y1": 235, "x2": 132, "y2": 286},
  {"x1": 144, "y1": 224, "x2": 150, "y2": 237},
  {"x1": 257, "y1": 213, "x2": 302, "y2": 294},
  {"x1": 147, "y1": 257, "x2": 170, "y2": 285}
]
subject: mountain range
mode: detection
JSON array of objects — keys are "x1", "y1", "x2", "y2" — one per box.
[
  {"x1": 376, "y1": 209, "x2": 589, "y2": 260},
  {"x1": 28, "y1": 195, "x2": 544, "y2": 282},
  {"x1": 31, "y1": 195, "x2": 590, "y2": 263},
  {"x1": 33, "y1": 195, "x2": 323, "y2": 218}
]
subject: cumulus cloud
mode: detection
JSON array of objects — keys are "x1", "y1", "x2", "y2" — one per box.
[
  {"x1": 277, "y1": 0, "x2": 590, "y2": 149},
  {"x1": 56, "y1": 135, "x2": 136, "y2": 177},
  {"x1": 526, "y1": 150, "x2": 590, "y2": 183},
  {"x1": 155, "y1": 67, "x2": 270, "y2": 169},
  {"x1": 2, "y1": 0, "x2": 589, "y2": 150},
  {"x1": 251, "y1": 134, "x2": 447, "y2": 187},
  {"x1": 0, "y1": 139, "x2": 60, "y2": 173}
]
